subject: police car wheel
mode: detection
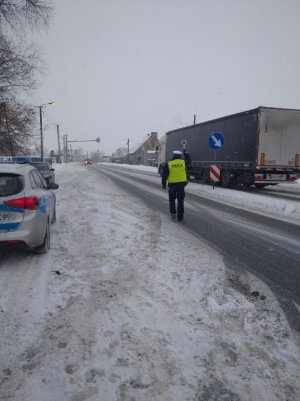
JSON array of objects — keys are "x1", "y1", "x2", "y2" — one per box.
[
  {"x1": 51, "y1": 205, "x2": 56, "y2": 224},
  {"x1": 34, "y1": 221, "x2": 50, "y2": 254}
]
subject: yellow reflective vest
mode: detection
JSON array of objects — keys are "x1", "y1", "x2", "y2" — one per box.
[{"x1": 168, "y1": 159, "x2": 187, "y2": 183}]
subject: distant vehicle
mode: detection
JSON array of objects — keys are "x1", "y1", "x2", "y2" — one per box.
[
  {"x1": 0, "y1": 163, "x2": 59, "y2": 253},
  {"x1": 159, "y1": 107, "x2": 300, "y2": 188},
  {"x1": 30, "y1": 162, "x2": 55, "y2": 185},
  {"x1": 84, "y1": 159, "x2": 92, "y2": 165}
]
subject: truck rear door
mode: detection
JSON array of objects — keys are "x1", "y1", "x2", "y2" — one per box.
[{"x1": 258, "y1": 108, "x2": 300, "y2": 169}]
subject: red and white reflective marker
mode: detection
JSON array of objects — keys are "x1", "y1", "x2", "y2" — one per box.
[{"x1": 209, "y1": 165, "x2": 220, "y2": 182}]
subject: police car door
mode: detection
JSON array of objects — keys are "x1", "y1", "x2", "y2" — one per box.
[{"x1": 30, "y1": 169, "x2": 55, "y2": 220}]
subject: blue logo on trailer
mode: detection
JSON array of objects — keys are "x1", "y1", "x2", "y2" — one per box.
[{"x1": 208, "y1": 132, "x2": 225, "y2": 151}]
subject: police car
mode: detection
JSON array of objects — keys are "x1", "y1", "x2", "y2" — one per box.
[{"x1": 0, "y1": 163, "x2": 58, "y2": 253}]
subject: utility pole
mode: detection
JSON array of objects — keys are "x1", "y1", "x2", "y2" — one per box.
[
  {"x1": 56, "y1": 124, "x2": 61, "y2": 163},
  {"x1": 39, "y1": 106, "x2": 43, "y2": 159},
  {"x1": 38, "y1": 102, "x2": 55, "y2": 160},
  {"x1": 193, "y1": 114, "x2": 196, "y2": 124},
  {"x1": 62, "y1": 134, "x2": 68, "y2": 157},
  {"x1": 127, "y1": 138, "x2": 130, "y2": 164}
]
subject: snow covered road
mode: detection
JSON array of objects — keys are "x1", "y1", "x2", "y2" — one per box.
[{"x1": 0, "y1": 163, "x2": 299, "y2": 401}]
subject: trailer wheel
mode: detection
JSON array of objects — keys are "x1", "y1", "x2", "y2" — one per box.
[{"x1": 221, "y1": 171, "x2": 232, "y2": 188}]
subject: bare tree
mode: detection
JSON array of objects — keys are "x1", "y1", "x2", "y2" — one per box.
[
  {"x1": 0, "y1": 0, "x2": 53, "y2": 33},
  {"x1": 91, "y1": 149, "x2": 105, "y2": 163},
  {"x1": 0, "y1": 1, "x2": 53, "y2": 155},
  {"x1": 0, "y1": 34, "x2": 41, "y2": 98},
  {"x1": 72, "y1": 147, "x2": 86, "y2": 162},
  {"x1": 0, "y1": 99, "x2": 35, "y2": 154},
  {"x1": 112, "y1": 147, "x2": 127, "y2": 158}
]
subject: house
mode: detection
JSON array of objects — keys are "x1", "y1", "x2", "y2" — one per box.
[{"x1": 129, "y1": 132, "x2": 159, "y2": 165}]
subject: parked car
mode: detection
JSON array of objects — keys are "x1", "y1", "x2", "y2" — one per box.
[
  {"x1": 0, "y1": 163, "x2": 58, "y2": 253},
  {"x1": 30, "y1": 161, "x2": 55, "y2": 185},
  {"x1": 84, "y1": 159, "x2": 92, "y2": 165}
]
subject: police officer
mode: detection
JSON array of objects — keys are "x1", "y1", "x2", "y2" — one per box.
[{"x1": 161, "y1": 149, "x2": 191, "y2": 221}]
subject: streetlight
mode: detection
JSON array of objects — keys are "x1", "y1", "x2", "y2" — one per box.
[{"x1": 39, "y1": 102, "x2": 55, "y2": 159}]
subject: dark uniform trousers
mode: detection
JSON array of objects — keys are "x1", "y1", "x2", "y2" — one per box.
[{"x1": 168, "y1": 183, "x2": 186, "y2": 218}]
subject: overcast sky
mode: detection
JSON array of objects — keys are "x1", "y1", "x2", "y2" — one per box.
[{"x1": 30, "y1": 0, "x2": 300, "y2": 156}]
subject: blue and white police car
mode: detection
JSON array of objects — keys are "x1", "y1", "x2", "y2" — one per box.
[{"x1": 0, "y1": 162, "x2": 58, "y2": 253}]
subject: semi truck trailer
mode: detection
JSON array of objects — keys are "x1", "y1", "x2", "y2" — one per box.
[{"x1": 162, "y1": 106, "x2": 300, "y2": 188}]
